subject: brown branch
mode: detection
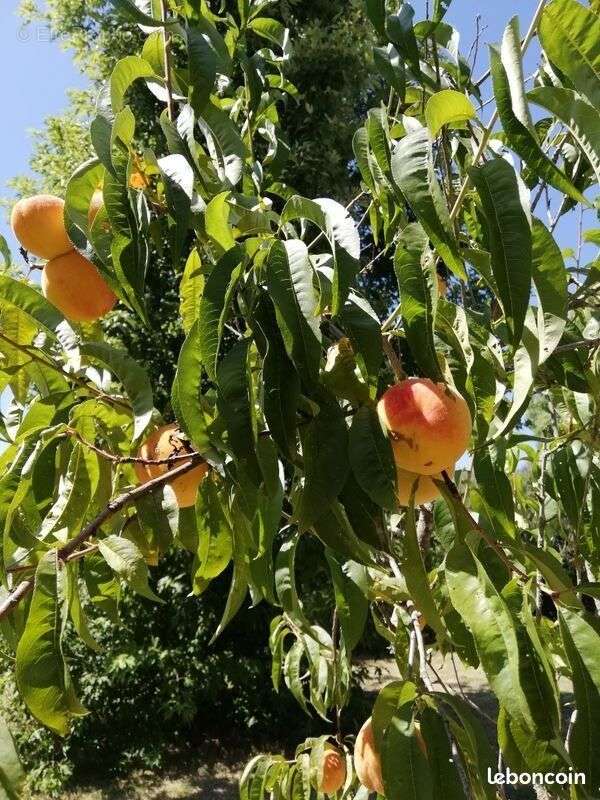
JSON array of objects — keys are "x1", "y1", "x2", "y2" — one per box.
[
  {"x1": 64, "y1": 427, "x2": 199, "y2": 466},
  {"x1": 382, "y1": 335, "x2": 406, "y2": 382},
  {"x1": 0, "y1": 455, "x2": 204, "y2": 622},
  {"x1": 0, "y1": 581, "x2": 34, "y2": 620}
]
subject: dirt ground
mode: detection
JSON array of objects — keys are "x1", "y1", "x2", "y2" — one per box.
[{"x1": 46, "y1": 657, "x2": 573, "y2": 800}]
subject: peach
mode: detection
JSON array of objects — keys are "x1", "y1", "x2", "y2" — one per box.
[
  {"x1": 354, "y1": 718, "x2": 384, "y2": 796},
  {"x1": 318, "y1": 746, "x2": 346, "y2": 795},
  {"x1": 396, "y1": 468, "x2": 440, "y2": 507},
  {"x1": 134, "y1": 424, "x2": 209, "y2": 508},
  {"x1": 42, "y1": 250, "x2": 117, "y2": 322},
  {"x1": 378, "y1": 378, "x2": 471, "y2": 475},
  {"x1": 11, "y1": 194, "x2": 73, "y2": 260},
  {"x1": 354, "y1": 717, "x2": 427, "y2": 795}
]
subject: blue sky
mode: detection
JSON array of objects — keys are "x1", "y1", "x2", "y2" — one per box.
[{"x1": 0, "y1": 0, "x2": 591, "y2": 264}]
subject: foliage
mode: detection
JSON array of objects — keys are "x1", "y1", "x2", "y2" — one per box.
[{"x1": 2, "y1": 0, "x2": 600, "y2": 799}]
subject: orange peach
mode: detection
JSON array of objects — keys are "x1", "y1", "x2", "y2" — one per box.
[
  {"x1": 396, "y1": 468, "x2": 440, "y2": 507},
  {"x1": 354, "y1": 718, "x2": 384, "y2": 796},
  {"x1": 42, "y1": 250, "x2": 117, "y2": 322},
  {"x1": 378, "y1": 378, "x2": 471, "y2": 475},
  {"x1": 134, "y1": 424, "x2": 209, "y2": 508},
  {"x1": 11, "y1": 194, "x2": 73, "y2": 260},
  {"x1": 318, "y1": 746, "x2": 346, "y2": 795}
]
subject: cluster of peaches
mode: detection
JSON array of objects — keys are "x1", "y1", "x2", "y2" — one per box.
[
  {"x1": 311, "y1": 716, "x2": 427, "y2": 795},
  {"x1": 11, "y1": 192, "x2": 115, "y2": 323},
  {"x1": 378, "y1": 376, "x2": 472, "y2": 507}
]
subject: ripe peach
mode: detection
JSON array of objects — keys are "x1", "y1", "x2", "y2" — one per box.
[
  {"x1": 42, "y1": 250, "x2": 117, "y2": 322},
  {"x1": 378, "y1": 378, "x2": 471, "y2": 475},
  {"x1": 134, "y1": 424, "x2": 209, "y2": 508},
  {"x1": 354, "y1": 718, "x2": 384, "y2": 796},
  {"x1": 396, "y1": 468, "x2": 440, "y2": 506},
  {"x1": 318, "y1": 746, "x2": 346, "y2": 795},
  {"x1": 11, "y1": 194, "x2": 73, "y2": 260}
]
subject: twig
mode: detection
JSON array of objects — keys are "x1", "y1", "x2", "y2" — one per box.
[
  {"x1": 553, "y1": 337, "x2": 600, "y2": 354},
  {"x1": 65, "y1": 427, "x2": 199, "y2": 467},
  {"x1": 449, "y1": 0, "x2": 548, "y2": 223},
  {"x1": 0, "y1": 581, "x2": 34, "y2": 619},
  {"x1": 0, "y1": 455, "x2": 204, "y2": 622},
  {"x1": 382, "y1": 335, "x2": 406, "y2": 382}
]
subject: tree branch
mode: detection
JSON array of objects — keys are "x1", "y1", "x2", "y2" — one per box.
[{"x1": 0, "y1": 455, "x2": 205, "y2": 621}]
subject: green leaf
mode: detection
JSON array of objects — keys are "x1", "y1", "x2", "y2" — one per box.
[
  {"x1": 98, "y1": 535, "x2": 163, "y2": 603},
  {"x1": 528, "y1": 85, "x2": 600, "y2": 184},
  {"x1": 64, "y1": 158, "x2": 106, "y2": 242},
  {"x1": 394, "y1": 223, "x2": 442, "y2": 381},
  {"x1": 210, "y1": 516, "x2": 250, "y2": 643},
  {"x1": 179, "y1": 248, "x2": 204, "y2": 334},
  {"x1": 325, "y1": 553, "x2": 368, "y2": 652},
  {"x1": 391, "y1": 129, "x2": 465, "y2": 280},
  {"x1": 194, "y1": 474, "x2": 233, "y2": 587},
  {"x1": 425, "y1": 89, "x2": 475, "y2": 138},
  {"x1": 349, "y1": 406, "x2": 397, "y2": 510},
  {"x1": 445, "y1": 544, "x2": 556, "y2": 738},
  {"x1": 531, "y1": 219, "x2": 568, "y2": 363},
  {"x1": 39, "y1": 443, "x2": 94, "y2": 542},
  {"x1": 110, "y1": 55, "x2": 155, "y2": 113},
  {"x1": 109, "y1": 0, "x2": 178, "y2": 27},
  {"x1": 196, "y1": 246, "x2": 243, "y2": 381},
  {"x1": 433, "y1": 693, "x2": 496, "y2": 800},
  {"x1": 0, "y1": 275, "x2": 69, "y2": 340},
  {"x1": 366, "y1": 0, "x2": 386, "y2": 36},
  {"x1": 187, "y1": 26, "x2": 218, "y2": 113},
  {"x1": 252, "y1": 292, "x2": 299, "y2": 461},
  {"x1": 473, "y1": 447, "x2": 516, "y2": 540},
  {"x1": 266, "y1": 240, "x2": 321, "y2": 386},
  {"x1": 539, "y1": 0, "x2": 600, "y2": 108},
  {"x1": 80, "y1": 342, "x2": 152, "y2": 441},
  {"x1": 493, "y1": 309, "x2": 539, "y2": 438},
  {"x1": 490, "y1": 21, "x2": 588, "y2": 205},
  {"x1": 205, "y1": 191, "x2": 236, "y2": 254},
  {"x1": 217, "y1": 339, "x2": 259, "y2": 474},
  {"x1": 559, "y1": 608, "x2": 600, "y2": 789},
  {"x1": 374, "y1": 45, "x2": 405, "y2": 99},
  {"x1": 382, "y1": 705, "x2": 432, "y2": 800},
  {"x1": 402, "y1": 501, "x2": 447, "y2": 643},
  {"x1": 280, "y1": 195, "x2": 361, "y2": 315},
  {"x1": 386, "y1": 5, "x2": 421, "y2": 78},
  {"x1": 294, "y1": 393, "x2": 349, "y2": 530},
  {"x1": 419, "y1": 707, "x2": 466, "y2": 800},
  {"x1": 16, "y1": 553, "x2": 86, "y2": 736},
  {"x1": 171, "y1": 320, "x2": 212, "y2": 454},
  {"x1": 0, "y1": 716, "x2": 24, "y2": 800},
  {"x1": 248, "y1": 17, "x2": 288, "y2": 48},
  {"x1": 469, "y1": 159, "x2": 532, "y2": 348}
]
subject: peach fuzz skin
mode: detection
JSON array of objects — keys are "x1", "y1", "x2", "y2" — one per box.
[
  {"x1": 378, "y1": 378, "x2": 472, "y2": 475},
  {"x1": 134, "y1": 424, "x2": 209, "y2": 509},
  {"x1": 42, "y1": 251, "x2": 117, "y2": 323},
  {"x1": 318, "y1": 748, "x2": 346, "y2": 795},
  {"x1": 11, "y1": 194, "x2": 73, "y2": 261}
]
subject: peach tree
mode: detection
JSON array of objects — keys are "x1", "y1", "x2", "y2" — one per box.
[{"x1": 1, "y1": 0, "x2": 600, "y2": 798}]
